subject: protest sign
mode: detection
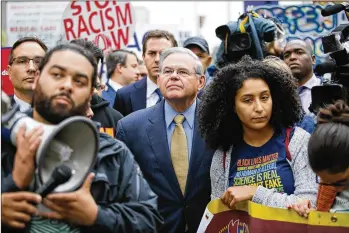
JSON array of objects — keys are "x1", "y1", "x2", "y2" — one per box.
[
  {"x1": 1, "y1": 47, "x2": 13, "y2": 96},
  {"x1": 6, "y1": 2, "x2": 68, "y2": 48},
  {"x1": 61, "y1": 1, "x2": 135, "y2": 51},
  {"x1": 198, "y1": 199, "x2": 349, "y2": 233}
]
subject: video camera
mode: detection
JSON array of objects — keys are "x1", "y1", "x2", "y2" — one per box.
[
  {"x1": 215, "y1": 8, "x2": 277, "y2": 66},
  {"x1": 310, "y1": 3, "x2": 349, "y2": 114}
]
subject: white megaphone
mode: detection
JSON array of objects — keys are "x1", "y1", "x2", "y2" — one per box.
[{"x1": 5, "y1": 111, "x2": 99, "y2": 193}]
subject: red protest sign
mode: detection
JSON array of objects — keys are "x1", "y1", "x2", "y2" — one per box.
[
  {"x1": 1, "y1": 47, "x2": 14, "y2": 96},
  {"x1": 61, "y1": 1, "x2": 135, "y2": 51}
]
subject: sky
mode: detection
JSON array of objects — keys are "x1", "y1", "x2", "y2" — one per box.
[{"x1": 131, "y1": 1, "x2": 309, "y2": 51}]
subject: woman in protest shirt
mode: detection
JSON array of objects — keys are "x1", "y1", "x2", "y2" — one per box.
[{"x1": 198, "y1": 56, "x2": 318, "y2": 209}]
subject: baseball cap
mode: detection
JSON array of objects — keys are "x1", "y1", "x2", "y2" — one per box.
[{"x1": 183, "y1": 36, "x2": 210, "y2": 54}]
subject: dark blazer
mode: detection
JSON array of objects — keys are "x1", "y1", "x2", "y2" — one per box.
[
  {"x1": 116, "y1": 99, "x2": 213, "y2": 233},
  {"x1": 8, "y1": 95, "x2": 16, "y2": 107},
  {"x1": 101, "y1": 82, "x2": 117, "y2": 108},
  {"x1": 113, "y1": 77, "x2": 147, "y2": 116}
]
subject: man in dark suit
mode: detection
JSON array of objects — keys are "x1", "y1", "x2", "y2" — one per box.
[
  {"x1": 113, "y1": 29, "x2": 178, "y2": 116},
  {"x1": 116, "y1": 47, "x2": 213, "y2": 233},
  {"x1": 7, "y1": 37, "x2": 47, "y2": 112}
]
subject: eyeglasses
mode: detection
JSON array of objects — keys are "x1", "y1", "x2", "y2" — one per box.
[
  {"x1": 316, "y1": 176, "x2": 349, "y2": 187},
  {"x1": 161, "y1": 68, "x2": 199, "y2": 78},
  {"x1": 94, "y1": 83, "x2": 105, "y2": 91},
  {"x1": 11, "y1": 56, "x2": 44, "y2": 67}
]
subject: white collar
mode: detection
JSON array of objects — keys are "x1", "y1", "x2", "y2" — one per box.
[
  {"x1": 108, "y1": 79, "x2": 123, "y2": 92},
  {"x1": 13, "y1": 95, "x2": 31, "y2": 112},
  {"x1": 146, "y1": 77, "x2": 159, "y2": 97},
  {"x1": 300, "y1": 74, "x2": 321, "y2": 89}
]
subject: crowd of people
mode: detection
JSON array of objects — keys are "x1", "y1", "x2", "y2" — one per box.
[{"x1": 1, "y1": 10, "x2": 349, "y2": 233}]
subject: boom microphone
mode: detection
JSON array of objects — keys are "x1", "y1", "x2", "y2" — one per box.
[
  {"x1": 36, "y1": 164, "x2": 74, "y2": 198},
  {"x1": 321, "y1": 3, "x2": 348, "y2": 17}
]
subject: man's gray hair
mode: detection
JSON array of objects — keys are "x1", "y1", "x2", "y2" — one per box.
[
  {"x1": 159, "y1": 47, "x2": 204, "y2": 76},
  {"x1": 106, "y1": 49, "x2": 138, "y2": 78}
]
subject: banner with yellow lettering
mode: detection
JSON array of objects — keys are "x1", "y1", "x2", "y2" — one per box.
[{"x1": 197, "y1": 199, "x2": 349, "y2": 233}]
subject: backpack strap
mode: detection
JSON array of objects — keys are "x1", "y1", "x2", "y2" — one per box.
[{"x1": 285, "y1": 127, "x2": 292, "y2": 161}]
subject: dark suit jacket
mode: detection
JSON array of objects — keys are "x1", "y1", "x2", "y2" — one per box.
[
  {"x1": 113, "y1": 77, "x2": 147, "y2": 116},
  {"x1": 116, "y1": 99, "x2": 213, "y2": 233},
  {"x1": 101, "y1": 82, "x2": 117, "y2": 108}
]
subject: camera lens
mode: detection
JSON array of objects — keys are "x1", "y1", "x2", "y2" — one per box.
[{"x1": 238, "y1": 37, "x2": 249, "y2": 49}]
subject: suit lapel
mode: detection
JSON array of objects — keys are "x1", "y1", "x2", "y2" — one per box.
[
  {"x1": 146, "y1": 100, "x2": 183, "y2": 199},
  {"x1": 130, "y1": 78, "x2": 147, "y2": 112},
  {"x1": 185, "y1": 107, "x2": 206, "y2": 196}
]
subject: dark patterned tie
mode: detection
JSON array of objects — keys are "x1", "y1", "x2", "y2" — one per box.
[
  {"x1": 298, "y1": 86, "x2": 307, "y2": 95},
  {"x1": 155, "y1": 88, "x2": 163, "y2": 104}
]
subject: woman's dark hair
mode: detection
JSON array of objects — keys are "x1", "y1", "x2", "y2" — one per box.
[
  {"x1": 308, "y1": 100, "x2": 349, "y2": 173},
  {"x1": 38, "y1": 43, "x2": 97, "y2": 90},
  {"x1": 198, "y1": 55, "x2": 303, "y2": 151}
]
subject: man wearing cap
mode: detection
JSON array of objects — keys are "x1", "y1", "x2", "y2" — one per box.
[
  {"x1": 183, "y1": 37, "x2": 212, "y2": 97},
  {"x1": 183, "y1": 36, "x2": 212, "y2": 74},
  {"x1": 183, "y1": 36, "x2": 212, "y2": 94},
  {"x1": 183, "y1": 36, "x2": 212, "y2": 72}
]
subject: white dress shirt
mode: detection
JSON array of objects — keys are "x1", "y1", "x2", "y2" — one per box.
[
  {"x1": 146, "y1": 77, "x2": 161, "y2": 108},
  {"x1": 13, "y1": 95, "x2": 31, "y2": 112},
  {"x1": 298, "y1": 74, "x2": 321, "y2": 114},
  {"x1": 108, "y1": 79, "x2": 123, "y2": 92}
]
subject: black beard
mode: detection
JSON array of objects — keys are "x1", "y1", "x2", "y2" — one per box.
[{"x1": 33, "y1": 83, "x2": 89, "y2": 124}]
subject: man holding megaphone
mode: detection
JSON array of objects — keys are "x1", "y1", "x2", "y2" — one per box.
[{"x1": 1, "y1": 43, "x2": 163, "y2": 232}]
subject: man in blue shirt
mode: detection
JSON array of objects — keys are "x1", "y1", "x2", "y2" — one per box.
[
  {"x1": 116, "y1": 47, "x2": 214, "y2": 233},
  {"x1": 283, "y1": 39, "x2": 321, "y2": 114}
]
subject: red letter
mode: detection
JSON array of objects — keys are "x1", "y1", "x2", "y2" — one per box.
[
  {"x1": 94, "y1": 34, "x2": 112, "y2": 51},
  {"x1": 105, "y1": 7, "x2": 115, "y2": 31},
  {"x1": 88, "y1": 12, "x2": 100, "y2": 34},
  {"x1": 71, "y1": 1, "x2": 82, "y2": 16},
  {"x1": 99, "y1": 10, "x2": 106, "y2": 32},
  {"x1": 63, "y1": 18, "x2": 76, "y2": 40},
  {"x1": 95, "y1": 0, "x2": 109, "y2": 9},
  {"x1": 110, "y1": 27, "x2": 129, "y2": 49},
  {"x1": 115, "y1": 3, "x2": 132, "y2": 27},
  {"x1": 86, "y1": 0, "x2": 91, "y2": 12},
  {"x1": 77, "y1": 15, "x2": 90, "y2": 38}
]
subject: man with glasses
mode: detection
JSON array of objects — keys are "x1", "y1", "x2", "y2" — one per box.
[
  {"x1": 113, "y1": 30, "x2": 178, "y2": 116},
  {"x1": 116, "y1": 47, "x2": 214, "y2": 233},
  {"x1": 7, "y1": 37, "x2": 47, "y2": 112}
]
